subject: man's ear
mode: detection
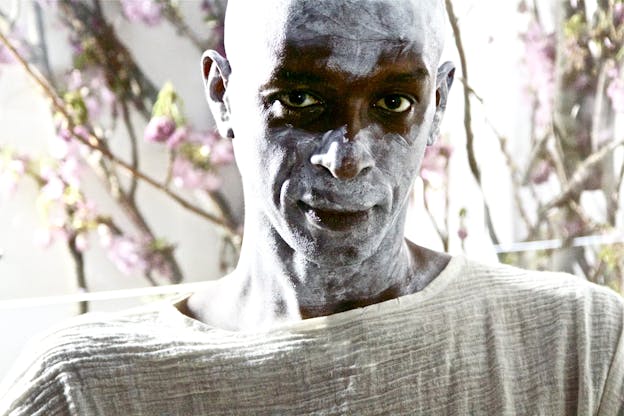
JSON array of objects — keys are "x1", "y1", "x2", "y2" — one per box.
[
  {"x1": 202, "y1": 50, "x2": 234, "y2": 139},
  {"x1": 428, "y1": 61, "x2": 455, "y2": 146}
]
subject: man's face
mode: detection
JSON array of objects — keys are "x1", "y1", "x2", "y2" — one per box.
[{"x1": 222, "y1": 0, "x2": 446, "y2": 265}]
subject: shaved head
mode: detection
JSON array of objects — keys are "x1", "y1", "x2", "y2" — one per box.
[{"x1": 223, "y1": 0, "x2": 447, "y2": 75}]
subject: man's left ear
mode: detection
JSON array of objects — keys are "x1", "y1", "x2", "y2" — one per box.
[{"x1": 428, "y1": 61, "x2": 455, "y2": 146}]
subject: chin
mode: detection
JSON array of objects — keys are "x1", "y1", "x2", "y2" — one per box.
[{"x1": 290, "y1": 226, "x2": 386, "y2": 267}]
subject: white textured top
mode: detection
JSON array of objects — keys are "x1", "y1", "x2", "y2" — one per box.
[{"x1": 1, "y1": 256, "x2": 623, "y2": 415}]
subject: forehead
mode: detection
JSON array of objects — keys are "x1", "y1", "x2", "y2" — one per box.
[{"x1": 225, "y1": 0, "x2": 444, "y2": 79}]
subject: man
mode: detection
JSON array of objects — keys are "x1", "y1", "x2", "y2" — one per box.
[{"x1": 1, "y1": 0, "x2": 622, "y2": 414}]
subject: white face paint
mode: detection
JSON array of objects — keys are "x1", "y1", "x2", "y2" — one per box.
[{"x1": 221, "y1": 0, "x2": 447, "y2": 266}]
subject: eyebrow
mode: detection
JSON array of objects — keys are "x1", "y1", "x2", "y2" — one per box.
[{"x1": 381, "y1": 68, "x2": 430, "y2": 84}]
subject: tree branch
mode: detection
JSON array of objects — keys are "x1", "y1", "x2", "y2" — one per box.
[
  {"x1": 445, "y1": 0, "x2": 501, "y2": 246},
  {"x1": 539, "y1": 138, "x2": 624, "y2": 216},
  {"x1": 120, "y1": 100, "x2": 139, "y2": 201},
  {"x1": 0, "y1": 31, "x2": 240, "y2": 238},
  {"x1": 67, "y1": 233, "x2": 88, "y2": 314}
]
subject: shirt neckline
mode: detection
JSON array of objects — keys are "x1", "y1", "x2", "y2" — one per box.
[{"x1": 166, "y1": 255, "x2": 467, "y2": 335}]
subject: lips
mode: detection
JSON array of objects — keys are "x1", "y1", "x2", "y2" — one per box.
[{"x1": 298, "y1": 201, "x2": 371, "y2": 231}]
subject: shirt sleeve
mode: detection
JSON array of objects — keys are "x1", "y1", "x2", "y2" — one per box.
[
  {"x1": 0, "y1": 338, "x2": 72, "y2": 416},
  {"x1": 597, "y1": 322, "x2": 624, "y2": 416},
  {"x1": 597, "y1": 290, "x2": 624, "y2": 416}
]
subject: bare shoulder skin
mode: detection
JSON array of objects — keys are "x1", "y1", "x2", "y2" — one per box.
[{"x1": 184, "y1": 0, "x2": 455, "y2": 331}]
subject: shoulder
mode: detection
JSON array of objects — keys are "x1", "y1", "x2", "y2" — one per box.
[
  {"x1": 453, "y1": 256, "x2": 624, "y2": 357},
  {"x1": 0, "y1": 299, "x2": 193, "y2": 415},
  {"x1": 456, "y1": 256, "x2": 623, "y2": 311}
]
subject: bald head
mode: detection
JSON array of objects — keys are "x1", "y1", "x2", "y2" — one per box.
[{"x1": 223, "y1": 0, "x2": 447, "y2": 75}]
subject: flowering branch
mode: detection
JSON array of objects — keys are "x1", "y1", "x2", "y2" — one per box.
[
  {"x1": 0, "y1": 30, "x2": 237, "y2": 236},
  {"x1": 57, "y1": 0, "x2": 157, "y2": 118},
  {"x1": 539, "y1": 138, "x2": 624, "y2": 216}
]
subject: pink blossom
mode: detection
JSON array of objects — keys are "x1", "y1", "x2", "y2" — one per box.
[
  {"x1": 607, "y1": 72, "x2": 624, "y2": 113},
  {"x1": 420, "y1": 142, "x2": 453, "y2": 187},
  {"x1": 531, "y1": 160, "x2": 553, "y2": 185},
  {"x1": 104, "y1": 234, "x2": 173, "y2": 278},
  {"x1": 172, "y1": 157, "x2": 222, "y2": 191},
  {"x1": 121, "y1": 0, "x2": 163, "y2": 26},
  {"x1": 144, "y1": 116, "x2": 176, "y2": 143},
  {"x1": 41, "y1": 176, "x2": 65, "y2": 201},
  {"x1": 457, "y1": 227, "x2": 468, "y2": 241},
  {"x1": 190, "y1": 129, "x2": 220, "y2": 146},
  {"x1": 210, "y1": 139, "x2": 234, "y2": 165},
  {"x1": 67, "y1": 69, "x2": 83, "y2": 90},
  {"x1": 59, "y1": 157, "x2": 83, "y2": 187},
  {"x1": 97, "y1": 224, "x2": 113, "y2": 248},
  {"x1": 0, "y1": 159, "x2": 25, "y2": 200},
  {"x1": 86, "y1": 71, "x2": 116, "y2": 118},
  {"x1": 66, "y1": 69, "x2": 116, "y2": 120},
  {"x1": 614, "y1": 3, "x2": 624, "y2": 26},
  {"x1": 166, "y1": 127, "x2": 189, "y2": 149},
  {"x1": 85, "y1": 96, "x2": 102, "y2": 120},
  {"x1": 521, "y1": 22, "x2": 556, "y2": 132},
  {"x1": 49, "y1": 129, "x2": 83, "y2": 160},
  {"x1": 106, "y1": 235, "x2": 148, "y2": 275},
  {"x1": 73, "y1": 199, "x2": 97, "y2": 227},
  {"x1": 74, "y1": 233, "x2": 89, "y2": 252},
  {"x1": 73, "y1": 125, "x2": 90, "y2": 141}
]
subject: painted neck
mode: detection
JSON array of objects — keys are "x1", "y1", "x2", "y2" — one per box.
[{"x1": 235, "y1": 209, "x2": 416, "y2": 320}]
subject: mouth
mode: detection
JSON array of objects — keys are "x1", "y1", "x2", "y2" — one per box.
[{"x1": 298, "y1": 201, "x2": 371, "y2": 232}]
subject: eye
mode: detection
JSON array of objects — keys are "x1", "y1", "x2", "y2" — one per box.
[
  {"x1": 374, "y1": 95, "x2": 413, "y2": 113},
  {"x1": 278, "y1": 91, "x2": 321, "y2": 109}
]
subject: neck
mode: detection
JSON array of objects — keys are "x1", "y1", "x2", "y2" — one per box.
[{"x1": 233, "y1": 210, "x2": 426, "y2": 322}]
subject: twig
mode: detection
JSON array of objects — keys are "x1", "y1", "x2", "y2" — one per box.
[
  {"x1": 160, "y1": 1, "x2": 207, "y2": 52},
  {"x1": 539, "y1": 138, "x2": 624, "y2": 216},
  {"x1": 521, "y1": 132, "x2": 551, "y2": 184},
  {"x1": 550, "y1": 122, "x2": 571, "y2": 184},
  {"x1": 1, "y1": 0, "x2": 20, "y2": 29},
  {"x1": 0, "y1": 31, "x2": 239, "y2": 237},
  {"x1": 445, "y1": 0, "x2": 500, "y2": 245},
  {"x1": 615, "y1": 156, "x2": 624, "y2": 212},
  {"x1": 32, "y1": 1, "x2": 56, "y2": 89},
  {"x1": 205, "y1": 189, "x2": 239, "y2": 232},
  {"x1": 490, "y1": 125, "x2": 533, "y2": 231},
  {"x1": 422, "y1": 185, "x2": 449, "y2": 251},
  {"x1": 68, "y1": 231, "x2": 88, "y2": 314},
  {"x1": 120, "y1": 100, "x2": 139, "y2": 201}
]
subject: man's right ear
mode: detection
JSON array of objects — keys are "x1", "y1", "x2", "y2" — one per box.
[{"x1": 201, "y1": 50, "x2": 234, "y2": 139}]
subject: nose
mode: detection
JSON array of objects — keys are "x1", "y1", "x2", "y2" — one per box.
[{"x1": 310, "y1": 128, "x2": 374, "y2": 180}]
